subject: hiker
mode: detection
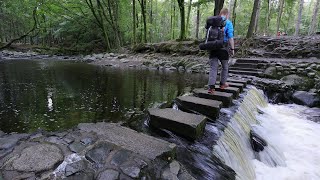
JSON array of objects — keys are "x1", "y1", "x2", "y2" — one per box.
[{"x1": 206, "y1": 8, "x2": 235, "y2": 94}]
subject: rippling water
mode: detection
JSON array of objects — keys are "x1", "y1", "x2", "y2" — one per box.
[{"x1": 0, "y1": 60, "x2": 207, "y2": 133}]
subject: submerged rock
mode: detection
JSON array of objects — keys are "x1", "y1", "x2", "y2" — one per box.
[
  {"x1": 250, "y1": 130, "x2": 267, "y2": 152},
  {"x1": 292, "y1": 91, "x2": 320, "y2": 107}
]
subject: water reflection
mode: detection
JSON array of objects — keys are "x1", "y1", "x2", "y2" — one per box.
[{"x1": 0, "y1": 60, "x2": 207, "y2": 133}]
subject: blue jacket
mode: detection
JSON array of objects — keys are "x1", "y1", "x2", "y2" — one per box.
[{"x1": 223, "y1": 17, "x2": 234, "y2": 42}]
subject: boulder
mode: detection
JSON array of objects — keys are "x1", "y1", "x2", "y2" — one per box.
[
  {"x1": 264, "y1": 67, "x2": 278, "y2": 79},
  {"x1": 281, "y1": 74, "x2": 313, "y2": 90},
  {"x1": 12, "y1": 144, "x2": 64, "y2": 172},
  {"x1": 292, "y1": 91, "x2": 320, "y2": 107}
]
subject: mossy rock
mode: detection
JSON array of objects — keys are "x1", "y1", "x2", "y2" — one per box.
[{"x1": 281, "y1": 74, "x2": 314, "y2": 91}]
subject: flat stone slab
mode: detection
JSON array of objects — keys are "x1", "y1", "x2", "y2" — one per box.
[
  {"x1": 148, "y1": 108, "x2": 207, "y2": 140},
  {"x1": 216, "y1": 82, "x2": 244, "y2": 92},
  {"x1": 78, "y1": 123, "x2": 176, "y2": 160},
  {"x1": 193, "y1": 89, "x2": 233, "y2": 107},
  {"x1": 227, "y1": 79, "x2": 248, "y2": 87},
  {"x1": 12, "y1": 144, "x2": 64, "y2": 172},
  {"x1": 214, "y1": 85, "x2": 240, "y2": 98},
  {"x1": 175, "y1": 96, "x2": 222, "y2": 120}
]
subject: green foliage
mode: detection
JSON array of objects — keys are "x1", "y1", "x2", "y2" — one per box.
[{"x1": 0, "y1": 0, "x2": 319, "y2": 52}]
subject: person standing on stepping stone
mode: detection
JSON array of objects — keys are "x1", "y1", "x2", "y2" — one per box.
[{"x1": 206, "y1": 8, "x2": 235, "y2": 94}]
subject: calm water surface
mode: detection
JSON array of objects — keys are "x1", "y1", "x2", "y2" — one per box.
[{"x1": 0, "y1": 60, "x2": 208, "y2": 133}]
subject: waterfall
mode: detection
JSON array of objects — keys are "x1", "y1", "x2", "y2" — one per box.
[{"x1": 213, "y1": 88, "x2": 285, "y2": 180}]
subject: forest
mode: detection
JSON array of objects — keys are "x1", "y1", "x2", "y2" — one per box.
[{"x1": 0, "y1": 0, "x2": 319, "y2": 52}]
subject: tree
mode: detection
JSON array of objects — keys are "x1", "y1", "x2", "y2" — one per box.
[
  {"x1": 186, "y1": 0, "x2": 192, "y2": 36},
  {"x1": 254, "y1": 0, "x2": 262, "y2": 33},
  {"x1": 232, "y1": 0, "x2": 237, "y2": 30},
  {"x1": 214, "y1": 0, "x2": 224, "y2": 15},
  {"x1": 177, "y1": 0, "x2": 186, "y2": 40},
  {"x1": 133, "y1": 0, "x2": 136, "y2": 44},
  {"x1": 308, "y1": 0, "x2": 320, "y2": 35},
  {"x1": 265, "y1": 0, "x2": 271, "y2": 35},
  {"x1": 295, "y1": 0, "x2": 304, "y2": 36},
  {"x1": 276, "y1": 0, "x2": 285, "y2": 34},
  {"x1": 138, "y1": 0, "x2": 147, "y2": 42},
  {"x1": 247, "y1": 0, "x2": 261, "y2": 38},
  {"x1": 0, "y1": 7, "x2": 38, "y2": 50}
]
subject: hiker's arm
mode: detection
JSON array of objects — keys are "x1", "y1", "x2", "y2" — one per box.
[
  {"x1": 226, "y1": 21, "x2": 235, "y2": 55},
  {"x1": 229, "y1": 38, "x2": 235, "y2": 56}
]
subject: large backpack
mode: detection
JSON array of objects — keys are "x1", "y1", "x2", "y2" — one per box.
[{"x1": 199, "y1": 16, "x2": 226, "y2": 51}]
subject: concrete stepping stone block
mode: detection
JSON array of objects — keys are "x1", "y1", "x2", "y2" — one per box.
[
  {"x1": 214, "y1": 85, "x2": 240, "y2": 98},
  {"x1": 148, "y1": 108, "x2": 207, "y2": 140},
  {"x1": 193, "y1": 89, "x2": 233, "y2": 107},
  {"x1": 216, "y1": 82, "x2": 245, "y2": 92},
  {"x1": 78, "y1": 123, "x2": 176, "y2": 160},
  {"x1": 175, "y1": 96, "x2": 222, "y2": 120}
]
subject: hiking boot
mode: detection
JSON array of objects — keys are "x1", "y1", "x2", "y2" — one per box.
[
  {"x1": 208, "y1": 89, "x2": 215, "y2": 94},
  {"x1": 220, "y1": 83, "x2": 229, "y2": 89}
]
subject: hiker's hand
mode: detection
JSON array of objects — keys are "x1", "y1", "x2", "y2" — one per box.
[{"x1": 231, "y1": 50, "x2": 235, "y2": 56}]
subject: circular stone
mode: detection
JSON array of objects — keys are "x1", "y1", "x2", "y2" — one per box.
[{"x1": 12, "y1": 144, "x2": 64, "y2": 172}]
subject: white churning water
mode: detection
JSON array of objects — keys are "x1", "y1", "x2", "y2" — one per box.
[{"x1": 213, "y1": 88, "x2": 320, "y2": 180}]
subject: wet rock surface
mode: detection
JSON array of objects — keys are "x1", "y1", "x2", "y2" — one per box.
[
  {"x1": 0, "y1": 123, "x2": 195, "y2": 180},
  {"x1": 292, "y1": 91, "x2": 320, "y2": 107},
  {"x1": 11, "y1": 144, "x2": 63, "y2": 173}
]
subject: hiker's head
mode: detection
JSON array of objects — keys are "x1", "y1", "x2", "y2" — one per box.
[{"x1": 220, "y1": 8, "x2": 229, "y2": 18}]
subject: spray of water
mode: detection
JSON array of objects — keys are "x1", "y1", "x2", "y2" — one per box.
[{"x1": 213, "y1": 87, "x2": 320, "y2": 180}]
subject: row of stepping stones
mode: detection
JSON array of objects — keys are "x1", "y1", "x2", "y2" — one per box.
[
  {"x1": 229, "y1": 58, "x2": 267, "y2": 77},
  {"x1": 148, "y1": 79, "x2": 249, "y2": 140}
]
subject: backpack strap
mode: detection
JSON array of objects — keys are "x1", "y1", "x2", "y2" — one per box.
[{"x1": 205, "y1": 26, "x2": 212, "y2": 44}]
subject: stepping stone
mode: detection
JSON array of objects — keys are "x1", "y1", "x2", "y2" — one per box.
[
  {"x1": 227, "y1": 79, "x2": 248, "y2": 87},
  {"x1": 229, "y1": 70, "x2": 263, "y2": 77},
  {"x1": 214, "y1": 85, "x2": 240, "y2": 98},
  {"x1": 235, "y1": 58, "x2": 268, "y2": 64},
  {"x1": 193, "y1": 89, "x2": 233, "y2": 107},
  {"x1": 148, "y1": 108, "x2": 207, "y2": 140},
  {"x1": 175, "y1": 96, "x2": 222, "y2": 120},
  {"x1": 232, "y1": 63, "x2": 257, "y2": 68},
  {"x1": 78, "y1": 123, "x2": 176, "y2": 160},
  {"x1": 216, "y1": 81, "x2": 245, "y2": 92}
]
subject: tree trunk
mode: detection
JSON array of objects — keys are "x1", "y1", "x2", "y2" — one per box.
[
  {"x1": 228, "y1": 0, "x2": 234, "y2": 20},
  {"x1": 0, "y1": 7, "x2": 38, "y2": 50},
  {"x1": 196, "y1": 3, "x2": 200, "y2": 39},
  {"x1": 308, "y1": 0, "x2": 320, "y2": 35},
  {"x1": 150, "y1": 0, "x2": 153, "y2": 42},
  {"x1": 265, "y1": 0, "x2": 271, "y2": 35},
  {"x1": 133, "y1": 0, "x2": 136, "y2": 44},
  {"x1": 214, "y1": 0, "x2": 225, "y2": 16},
  {"x1": 186, "y1": 0, "x2": 192, "y2": 36},
  {"x1": 295, "y1": 0, "x2": 304, "y2": 36},
  {"x1": 138, "y1": 0, "x2": 147, "y2": 42},
  {"x1": 276, "y1": 0, "x2": 285, "y2": 34},
  {"x1": 246, "y1": 0, "x2": 261, "y2": 38},
  {"x1": 232, "y1": 0, "x2": 237, "y2": 30},
  {"x1": 254, "y1": 0, "x2": 262, "y2": 33},
  {"x1": 177, "y1": 0, "x2": 185, "y2": 40},
  {"x1": 172, "y1": 0, "x2": 176, "y2": 39}
]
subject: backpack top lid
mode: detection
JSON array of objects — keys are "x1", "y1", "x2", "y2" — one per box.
[{"x1": 206, "y1": 16, "x2": 226, "y2": 28}]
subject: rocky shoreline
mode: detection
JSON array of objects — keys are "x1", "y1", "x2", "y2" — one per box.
[{"x1": 0, "y1": 123, "x2": 198, "y2": 180}]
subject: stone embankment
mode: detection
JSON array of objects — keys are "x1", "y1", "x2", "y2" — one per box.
[{"x1": 0, "y1": 123, "x2": 195, "y2": 180}]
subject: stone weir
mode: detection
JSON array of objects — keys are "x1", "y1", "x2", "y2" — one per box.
[{"x1": 148, "y1": 78, "x2": 248, "y2": 140}]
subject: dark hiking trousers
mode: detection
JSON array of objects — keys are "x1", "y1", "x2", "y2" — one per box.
[{"x1": 208, "y1": 57, "x2": 228, "y2": 88}]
